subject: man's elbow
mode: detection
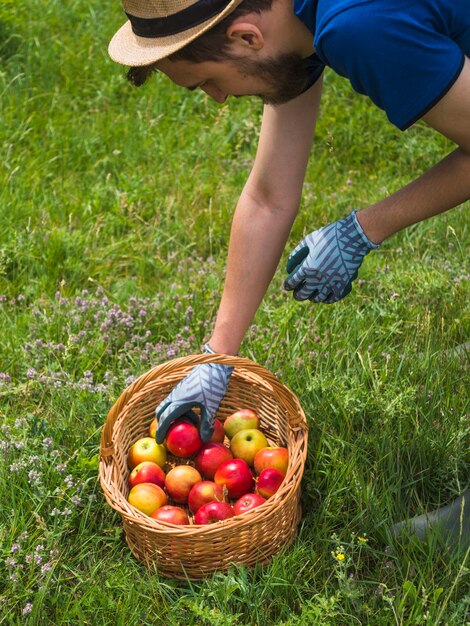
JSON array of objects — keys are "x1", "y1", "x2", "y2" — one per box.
[{"x1": 239, "y1": 183, "x2": 301, "y2": 218}]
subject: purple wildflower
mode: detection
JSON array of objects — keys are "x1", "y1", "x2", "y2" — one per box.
[{"x1": 22, "y1": 603, "x2": 33, "y2": 615}]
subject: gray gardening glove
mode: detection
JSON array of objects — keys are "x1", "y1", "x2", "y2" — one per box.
[
  {"x1": 284, "y1": 210, "x2": 380, "y2": 303},
  {"x1": 155, "y1": 344, "x2": 233, "y2": 443}
]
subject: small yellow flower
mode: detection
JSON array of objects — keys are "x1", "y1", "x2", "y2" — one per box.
[
  {"x1": 336, "y1": 552, "x2": 346, "y2": 561},
  {"x1": 358, "y1": 535, "x2": 368, "y2": 543}
]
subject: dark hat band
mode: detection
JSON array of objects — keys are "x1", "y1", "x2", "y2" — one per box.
[{"x1": 126, "y1": 0, "x2": 234, "y2": 38}]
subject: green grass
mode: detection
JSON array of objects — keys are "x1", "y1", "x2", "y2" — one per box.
[{"x1": 1, "y1": 1, "x2": 469, "y2": 624}]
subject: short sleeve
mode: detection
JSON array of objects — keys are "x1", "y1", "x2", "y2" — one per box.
[
  {"x1": 301, "y1": 53, "x2": 325, "y2": 92},
  {"x1": 315, "y1": 5, "x2": 465, "y2": 129}
]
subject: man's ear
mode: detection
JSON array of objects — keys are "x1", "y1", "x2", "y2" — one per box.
[{"x1": 226, "y1": 22, "x2": 265, "y2": 50}]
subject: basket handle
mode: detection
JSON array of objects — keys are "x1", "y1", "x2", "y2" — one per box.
[{"x1": 100, "y1": 353, "x2": 307, "y2": 460}]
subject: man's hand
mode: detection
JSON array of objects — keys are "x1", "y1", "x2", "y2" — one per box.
[
  {"x1": 155, "y1": 345, "x2": 233, "y2": 444},
  {"x1": 284, "y1": 210, "x2": 380, "y2": 303}
]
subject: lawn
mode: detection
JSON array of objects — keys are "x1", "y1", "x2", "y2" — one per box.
[{"x1": 0, "y1": 1, "x2": 469, "y2": 624}]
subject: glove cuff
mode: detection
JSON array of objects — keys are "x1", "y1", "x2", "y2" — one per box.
[
  {"x1": 351, "y1": 210, "x2": 381, "y2": 250},
  {"x1": 203, "y1": 343, "x2": 235, "y2": 376},
  {"x1": 204, "y1": 343, "x2": 239, "y2": 357}
]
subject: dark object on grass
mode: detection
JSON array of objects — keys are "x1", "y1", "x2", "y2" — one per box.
[{"x1": 392, "y1": 490, "x2": 470, "y2": 551}]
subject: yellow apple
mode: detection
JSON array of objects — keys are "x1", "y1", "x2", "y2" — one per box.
[
  {"x1": 127, "y1": 437, "x2": 167, "y2": 469},
  {"x1": 230, "y1": 428, "x2": 268, "y2": 466}
]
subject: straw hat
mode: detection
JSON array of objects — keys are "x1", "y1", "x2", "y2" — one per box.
[{"x1": 109, "y1": 0, "x2": 246, "y2": 66}]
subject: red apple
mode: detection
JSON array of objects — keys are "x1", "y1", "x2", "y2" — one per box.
[
  {"x1": 188, "y1": 480, "x2": 224, "y2": 513},
  {"x1": 233, "y1": 493, "x2": 267, "y2": 515},
  {"x1": 256, "y1": 468, "x2": 285, "y2": 499},
  {"x1": 224, "y1": 409, "x2": 259, "y2": 439},
  {"x1": 149, "y1": 417, "x2": 158, "y2": 439},
  {"x1": 209, "y1": 418, "x2": 225, "y2": 443},
  {"x1": 194, "y1": 501, "x2": 235, "y2": 525},
  {"x1": 127, "y1": 437, "x2": 167, "y2": 469},
  {"x1": 128, "y1": 461, "x2": 165, "y2": 489},
  {"x1": 214, "y1": 458, "x2": 255, "y2": 500},
  {"x1": 165, "y1": 465, "x2": 202, "y2": 504},
  {"x1": 195, "y1": 442, "x2": 233, "y2": 479},
  {"x1": 166, "y1": 420, "x2": 203, "y2": 458},
  {"x1": 150, "y1": 505, "x2": 190, "y2": 525},
  {"x1": 254, "y1": 447, "x2": 289, "y2": 475},
  {"x1": 230, "y1": 428, "x2": 269, "y2": 466},
  {"x1": 128, "y1": 482, "x2": 167, "y2": 516}
]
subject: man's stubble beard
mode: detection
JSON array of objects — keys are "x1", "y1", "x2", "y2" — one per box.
[{"x1": 236, "y1": 52, "x2": 310, "y2": 105}]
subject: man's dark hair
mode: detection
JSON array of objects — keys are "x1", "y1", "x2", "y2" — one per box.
[{"x1": 127, "y1": 0, "x2": 274, "y2": 86}]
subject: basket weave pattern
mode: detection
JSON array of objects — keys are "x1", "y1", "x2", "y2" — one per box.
[{"x1": 99, "y1": 354, "x2": 308, "y2": 579}]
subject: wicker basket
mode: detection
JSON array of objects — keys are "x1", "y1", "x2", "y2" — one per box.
[{"x1": 99, "y1": 353, "x2": 308, "y2": 579}]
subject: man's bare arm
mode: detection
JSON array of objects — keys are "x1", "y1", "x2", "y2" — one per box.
[
  {"x1": 209, "y1": 79, "x2": 323, "y2": 355},
  {"x1": 357, "y1": 58, "x2": 470, "y2": 243}
]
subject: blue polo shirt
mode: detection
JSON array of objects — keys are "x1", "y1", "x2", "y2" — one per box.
[{"x1": 294, "y1": 0, "x2": 470, "y2": 130}]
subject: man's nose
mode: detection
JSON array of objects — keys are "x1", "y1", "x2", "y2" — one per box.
[{"x1": 200, "y1": 84, "x2": 227, "y2": 103}]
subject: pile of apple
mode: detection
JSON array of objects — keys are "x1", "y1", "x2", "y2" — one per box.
[{"x1": 126, "y1": 409, "x2": 289, "y2": 525}]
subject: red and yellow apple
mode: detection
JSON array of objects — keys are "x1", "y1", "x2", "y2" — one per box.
[
  {"x1": 150, "y1": 505, "x2": 190, "y2": 525},
  {"x1": 128, "y1": 482, "x2": 167, "y2": 516},
  {"x1": 127, "y1": 437, "x2": 167, "y2": 469},
  {"x1": 188, "y1": 480, "x2": 224, "y2": 513},
  {"x1": 254, "y1": 447, "x2": 289, "y2": 475},
  {"x1": 214, "y1": 458, "x2": 255, "y2": 500},
  {"x1": 233, "y1": 493, "x2": 266, "y2": 515},
  {"x1": 165, "y1": 465, "x2": 202, "y2": 504},
  {"x1": 209, "y1": 418, "x2": 225, "y2": 443},
  {"x1": 194, "y1": 501, "x2": 235, "y2": 525},
  {"x1": 230, "y1": 428, "x2": 268, "y2": 466},
  {"x1": 128, "y1": 461, "x2": 166, "y2": 489},
  {"x1": 223, "y1": 409, "x2": 259, "y2": 439},
  {"x1": 195, "y1": 442, "x2": 233, "y2": 479},
  {"x1": 165, "y1": 420, "x2": 203, "y2": 458},
  {"x1": 256, "y1": 468, "x2": 285, "y2": 499},
  {"x1": 149, "y1": 417, "x2": 158, "y2": 439}
]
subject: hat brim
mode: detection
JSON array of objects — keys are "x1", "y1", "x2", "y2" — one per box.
[{"x1": 109, "y1": 0, "x2": 245, "y2": 66}]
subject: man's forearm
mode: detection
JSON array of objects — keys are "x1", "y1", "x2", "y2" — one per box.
[
  {"x1": 209, "y1": 195, "x2": 298, "y2": 355},
  {"x1": 207, "y1": 82, "x2": 321, "y2": 354},
  {"x1": 357, "y1": 148, "x2": 470, "y2": 243}
]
